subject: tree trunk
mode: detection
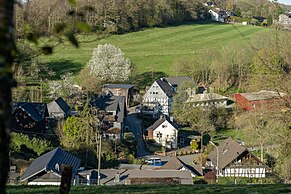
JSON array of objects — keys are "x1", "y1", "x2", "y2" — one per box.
[{"x1": 0, "y1": 0, "x2": 16, "y2": 192}]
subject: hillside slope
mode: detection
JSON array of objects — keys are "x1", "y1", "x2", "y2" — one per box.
[{"x1": 44, "y1": 23, "x2": 268, "y2": 77}]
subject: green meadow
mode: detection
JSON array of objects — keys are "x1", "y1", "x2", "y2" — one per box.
[{"x1": 42, "y1": 23, "x2": 268, "y2": 78}]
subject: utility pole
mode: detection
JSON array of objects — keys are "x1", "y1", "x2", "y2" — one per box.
[
  {"x1": 40, "y1": 78, "x2": 43, "y2": 103},
  {"x1": 97, "y1": 132, "x2": 102, "y2": 186},
  {"x1": 210, "y1": 141, "x2": 219, "y2": 183}
]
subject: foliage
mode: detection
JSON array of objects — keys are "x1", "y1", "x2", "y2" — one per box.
[
  {"x1": 10, "y1": 133, "x2": 53, "y2": 156},
  {"x1": 48, "y1": 72, "x2": 80, "y2": 99},
  {"x1": 88, "y1": 44, "x2": 131, "y2": 82},
  {"x1": 191, "y1": 140, "x2": 199, "y2": 150},
  {"x1": 77, "y1": 66, "x2": 102, "y2": 93}
]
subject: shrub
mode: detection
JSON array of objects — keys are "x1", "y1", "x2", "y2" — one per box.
[{"x1": 10, "y1": 132, "x2": 53, "y2": 156}]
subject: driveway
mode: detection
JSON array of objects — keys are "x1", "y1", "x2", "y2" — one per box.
[{"x1": 125, "y1": 107, "x2": 151, "y2": 157}]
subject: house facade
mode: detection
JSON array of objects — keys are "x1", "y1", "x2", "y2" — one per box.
[
  {"x1": 143, "y1": 76, "x2": 192, "y2": 116},
  {"x1": 102, "y1": 84, "x2": 136, "y2": 107},
  {"x1": 20, "y1": 148, "x2": 81, "y2": 185},
  {"x1": 77, "y1": 169, "x2": 193, "y2": 185},
  {"x1": 12, "y1": 102, "x2": 48, "y2": 133},
  {"x1": 47, "y1": 97, "x2": 71, "y2": 119},
  {"x1": 90, "y1": 95, "x2": 127, "y2": 139},
  {"x1": 234, "y1": 90, "x2": 287, "y2": 111},
  {"x1": 206, "y1": 138, "x2": 267, "y2": 178},
  {"x1": 147, "y1": 115, "x2": 178, "y2": 149},
  {"x1": 209, "y1": 9, "x2": 227, "y2": 22}
]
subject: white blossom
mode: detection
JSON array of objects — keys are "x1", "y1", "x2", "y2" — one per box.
[{"x1": 88, "y1": 44, "x2": 131, "y2": 82}]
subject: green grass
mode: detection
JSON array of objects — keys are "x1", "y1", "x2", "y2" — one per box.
[
  {"x1": 42, "y1": 23, "x2": 268, "y2": 78},
  {"x1": 7, "y1": 184, "x2": 291, "y2": 194}
]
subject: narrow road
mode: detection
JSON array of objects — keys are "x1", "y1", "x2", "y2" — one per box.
[{"x1": 125, "y1": 108, "x2": 151, "y2": 157}]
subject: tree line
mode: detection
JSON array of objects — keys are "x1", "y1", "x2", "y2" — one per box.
[
  {"x1": 15, "y1": 0, "x2": 285, "y2": 37},
  {"x1": 15, "y1": 0, "x2": 208, "y2": 36}
]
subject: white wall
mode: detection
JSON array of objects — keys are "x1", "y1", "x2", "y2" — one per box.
[
  {"x1": 153, "y1": 120, "x2": 178, "y2": 149},
  {"x1": 223, "y1": 167, "x2": 266, "y2": 178},
  {"x1": 28, "y1": 181, "x2": 61, "y2": 185},
  {"x1": 143, "y1": 81, "x2": 170, "y2": 115}
]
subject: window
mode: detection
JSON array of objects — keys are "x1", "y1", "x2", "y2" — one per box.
[
  {"x1": 162, "y1": 125, "x2": 167, "y2": 128},
  {"x1": 156, "y1": 132, "x2": 162, "y2": 138}
]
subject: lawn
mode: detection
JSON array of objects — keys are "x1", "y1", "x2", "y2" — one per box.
[
  {"x1": 7, "y1": 184, "x2": 291, "y2": 194},
  {"x1": 42, "y1": 23, "x2": 268, "y2": 78}
]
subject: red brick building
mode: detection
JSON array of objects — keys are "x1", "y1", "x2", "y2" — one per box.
[{"x1": 234, "y1": 90, "x2": 287, "y2": 111}]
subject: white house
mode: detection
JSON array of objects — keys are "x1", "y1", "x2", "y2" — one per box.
[
  {"x1": 142, "y1": 76, "x2": 192, "y2": 116},
  {"x1": 206, "y1": 138, "x2": 268, "y2": 178},
  {"x1": 147, "y1": 115, "x2": 178, "y2": 149},
  {"x1": 209, "y1": 9, "x2": 227, "y2": 23}
]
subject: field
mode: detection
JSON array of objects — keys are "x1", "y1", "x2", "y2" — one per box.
[
  {"x1": 7, "y1": 184, "x2": 291, "y2": 194},
  {"x1": 43, "y1": 23, "x2": 268, "y2": 78}
]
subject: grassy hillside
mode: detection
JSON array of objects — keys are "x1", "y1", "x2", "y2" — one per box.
[
  {"x1": 43, "y1": 23, "x2": 268, "y2": 78},
  {"x1": 7, "y1": 184, "x2": 291, "y2": 194}
]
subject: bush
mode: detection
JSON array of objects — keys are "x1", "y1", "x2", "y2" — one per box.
[{"x1": 10, "y1": 132, "x2": 53, "y2": 157}]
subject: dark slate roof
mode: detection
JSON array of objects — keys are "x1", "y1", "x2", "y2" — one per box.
[
  {"x1": 156, "y1": 80, "x2": 176, "y2": 97},
  {"x1": 90, "y1": 95, "x2": 126, "y2": 123},
  {"x1": 148, "y1": 115, "x2": 179, "y2": 131},
  {"x1": 55, "y1": 97, "x2": 70, "y2": 113},
  {"x1": 12, "y1": 102, "x2": 47, "y2": 122},
  {"x1": 239, "y1": 90, "x2": 286, "y2": 101},
  {"x1": 163, "y1": 76, "x2": 192, "y2": 87},
  {"x1": 20, "y1": 147, "x2": 81, "y2": 182},
  {"x1": 207, "y1": 138, "x2": 247, "y2": 170},
  {"x1": 103, "y1": 84, "x2": 135, "y2": 89}
]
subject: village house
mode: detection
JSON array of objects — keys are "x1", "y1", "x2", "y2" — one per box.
[
  {"x1": 12, "y1": 102, "x2": 48, "y2": 133},
  {"x1": 20, "y1": 148, "x2": 81, "y2": 185},
  {"x1": 209, "y1": 9, "x2": 228, "y2": 22},
  {"x1": 77, "y1": 169, "x2": 193, "y2": 185},
  {"x1": 47, "y1": 97, "x2": 71, "y2": 119},
  {"x1": 158, "y1": 157, "x2": 202, "y2": 177},
  {"x1": 102, "y1": 84, "x2": 136, "y2": 107},
  {"x1": 234, "y1": 90, "x2": 287, "y2": 111},
  {"x1": 147, "y1": 115, "x2": 179, "y2": 149},
  {"x1": 186, "y1": 91, "x2": 228, "y2": 108},
  {"x1": 142, "y1": 76, "x2": 192, "y2": 116},
  {"x1": 90, "y1": 95, "x2": 127, "y2": 139},
  {"x1": 206, "y1": 138, "x2": 267, "y2": 178}
]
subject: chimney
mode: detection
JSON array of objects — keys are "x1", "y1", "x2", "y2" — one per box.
[
  {"x1": 114, "y1": 171, "x2": 120, "y2": 183},
  {"x1": 170, "y1": 116, "x2": 174, "y2": 122}
]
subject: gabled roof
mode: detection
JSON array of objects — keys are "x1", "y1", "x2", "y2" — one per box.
[
  {"x1": 47, "y1": 97, "x2": 70, "y2": 115},
  {"x1": 20, "y1": 147, "x2": 81, "y2": 182},
  {"x1": 159, "y1": 157, "x2": 202, "y2": 176},
  {"x1": 163, "y1": 76, "x2": 192, "y2": 87},
  {"x1": 239, "y1": 90, "x2": 286, "y2": 101},
  {"x1": 148, "y1": 115, "x2": 179, "y2": 131},
  {"x1": 187, "y1": 93, "x2": 228, "y2": 102},
  {"x1": 159, "y1": 157, "x2": 184, "y2": 170},
  {"x1": 103, "y1": 84, "x2": 135, "y2": 89},
  {"x1": 55, "y1": 97, "x2": 70, "y2": 113},
  {"x1": 156, "y1": 80, "x2": 176, "y2": 97},
  {"x1": 12, "y1": 102, "x2": 47, "y2": 122},
  {"x1": 90, "y1": 95, "x2": 126, "y2": 122},
  {"x1": 207, "y1": 138, "x2": 247, "y2": 170}
]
